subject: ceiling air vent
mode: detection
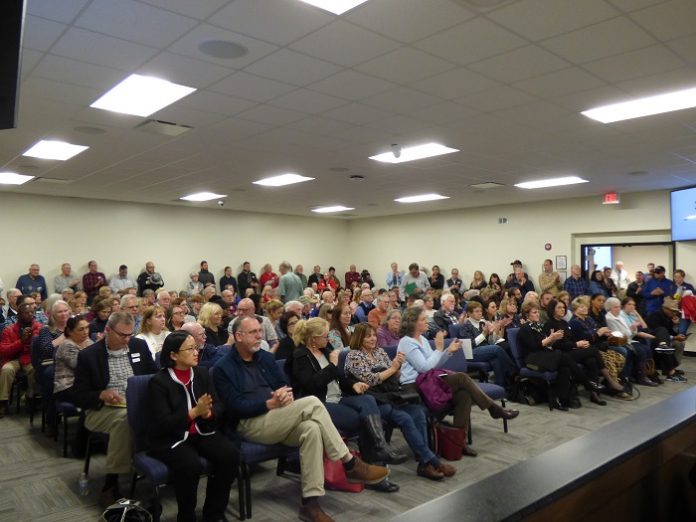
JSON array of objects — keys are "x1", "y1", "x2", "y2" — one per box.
[
  {"x1": 34, "y1": 177, "x2": 73, "y2": 184},
  {"x1": 134, "y1": 119, "x2": 192, "y2": 137},
  {"x1": 470, "y1": 182, "x2": 505, "y2": 190}
]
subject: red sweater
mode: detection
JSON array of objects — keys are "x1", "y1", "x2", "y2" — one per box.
[{"x1": 0, "y1": 321, "x2": 42, "y2": 365}]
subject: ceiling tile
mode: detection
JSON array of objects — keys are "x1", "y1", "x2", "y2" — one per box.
[
  {"x1": 269, "y1": 89, "x2": 348, "y2": 115},
  {"x1": 31, "y1": 54, "x2": 125, "y2": 91},
  {"x1": 362, "y1": 88, "x2": 441, "y2": 114},
  {"x1": 22, "y1": 76, "x2": 102, "y2": 108},
  {"x1": 513, "y1": 67, "x2": 606, "y2": 98},
  {"x1": 235, "y1": 104, "x2": 306, "y2": 126},
  {"x1": 489, "y1": 0, "x2": 619, "y2": 41},
  {"x1": 355, "y1": 47, "x2": 455, "y2": 84},
  {"x1": 74, "y1": 0, "x2": 198, "y2": 48},
  {"x1": 138, "y1": 52, "x2": 234, "y2": 88},
  {"x1": 175, "y1": 90, "x2": 257, "y2": 116},
  {"x1": 23, "y1": 16, "x2": 67, "y2": 52},
  {"x1": 541, "y1": 17, "x2": 656, "y2": 64},
  {"x1": 211, "y1": 0, "x2": 333, "y2": 46},
  {"x1": 51, "y1": 27, "x2": 159, "y2": 70},
  {"x1": 615, "y1": 67, "x2": 696, "y2": 96},
  {"x1": 324, "y1": 103, "x2": 395, "y2": 125},
  {"x1": 552, "y1": 85, "x2": 633, "y2": 112},
  {"x1": 26, "y1": 0, "x2": 90, "y2": 23},
  {"x1": 583, "y1": 44, "x2": 685, "y2": 83},
  {"x1": 608, "y1": 0, "x2": 667, "y2": 10},
  {"x1": 457, "y1": 85, "x2": 539, "y2": 112},
  {"x1": 408, "y1": 102, "x2": 479, "y2": 125},
  {"x1": 667, "y1": 34, "x2": 696, "y2": 65},
  {"x1": 345, "y1": 0, "x2": 475, "y2": 43},
  {"x1": 168, "y1": 24, "x2": 278, "y2": 69},
  {"x1": 139, "y1": 0, "x2": 229, "y2": 19},
  {"x1": 630, "y1": 0, "x2": 696, "y2": 40},
  {"x1": 20, "y1": 49, "x2": 44, "y2": 78},
  {"x1": 286, "y1": 116, "x2": 355, "y2": 135},
  {"x1": 245, "y1": 49, "x2": 342, "y2": 87},
  {"x1": 208, "y1": 72, "x2": 296, "y2": 102},
  {"x1": 308, "y1": 70, "x2": 396, "y2": 101},
  {"x1": 415, "y1": 18, "x2": 527, "y2": 65},
  {"x1": 289, "y1": 20, "x2": 400, "y2": 67},
  {"x1": 468, "y1": 45, "x2": 569, "y2": 83},
  {"x1": 410, "y1": 68, "x2": 500, "y2": 100}
]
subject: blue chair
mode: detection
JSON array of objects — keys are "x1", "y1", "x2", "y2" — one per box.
[
  {"x1": 507, "y1": 328, "x2": 559, "y2": 411},
  {"x1": 54, "y1": 400, "x2": 82, "y2": 457},
  {"x1": 383, "y1": 345, "x2": 398, "y2": 360},
  {"x1": 445, "y1": 326, "x2": 495, "y2": 381},
  {"x1": 126, "y1": 374, "x2": 211, "y2": 522}
]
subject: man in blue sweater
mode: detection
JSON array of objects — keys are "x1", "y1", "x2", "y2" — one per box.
[
  {"x1": 16, "y1": 264, "x2": 47, "y2": 300},
  {"x1": 214, "y1": 316, "x2": 388, "y2": 522}
]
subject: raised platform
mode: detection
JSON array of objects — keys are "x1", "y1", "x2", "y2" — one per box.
[{"x1": 393, "y1": 386, "x2": 696, "y2": 522}]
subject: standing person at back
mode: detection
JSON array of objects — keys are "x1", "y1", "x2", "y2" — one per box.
[
  {"x1": 82, "y1": 260, "x2": 107, "y2": 305},
  {"x1": 198, "y1": 261, "x2": 215, "y2": 288},
  {"x1": 278, "y1": 261, "x2": 304, "y2": 303},
  {"x1": 538, "y1": 259, "x2": 562, "y2": 297},
  {"x1": 16, "y1": 264, "x2": 48, "y2": 300},
  {"x1": 644, "y1": 266, "x2": 675, "y2": 314}
]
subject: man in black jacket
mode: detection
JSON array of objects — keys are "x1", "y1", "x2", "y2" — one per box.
[{"x1": 73, "y1": 312, "x2": 157, "y2": 507}]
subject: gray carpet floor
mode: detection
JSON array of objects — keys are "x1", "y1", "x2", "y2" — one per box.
[{"x1": 1, "y1": 358, "x2": 694, "y2": 522}]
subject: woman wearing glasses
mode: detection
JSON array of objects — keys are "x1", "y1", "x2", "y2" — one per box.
[{"x1": 146, "y1": 331, "x2": 238, "y2": 522}]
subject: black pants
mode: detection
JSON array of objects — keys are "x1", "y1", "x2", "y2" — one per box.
[
  {"x1": 556, "y1": 352, "x2": 592, "y2": 402},
  {"x1": 566, "y1": 347, "x2": 604, "y2": 384},
  {"x1": 149, "y1": 433, "x2": 239, "y2": 522}
]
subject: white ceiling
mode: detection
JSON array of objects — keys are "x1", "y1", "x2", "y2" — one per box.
[{"x1": 4, "y1": 0, "x2": 696, "y2": 218}]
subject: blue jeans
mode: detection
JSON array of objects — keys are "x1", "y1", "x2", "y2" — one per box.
[
  {"x1": 325, "y1": 394, "x2": 381, "y2": 435},
  {"x1": 379, "y1": 402, "x2": 435, "y2": 465},
  {"x1": 679, "y1": 318, "x2": 690, "y2": 336},
  {"x1": 473, "y1": 344, "x2": 516, "y2": 387}
]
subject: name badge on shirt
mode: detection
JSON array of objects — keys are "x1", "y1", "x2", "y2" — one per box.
[{"x1": 130, "y1": 353, "x2": 141, "y2": 363}]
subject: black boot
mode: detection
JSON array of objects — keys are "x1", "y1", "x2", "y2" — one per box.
[{"x1": 363, "y1": 415, "x2": 408, "y2": 465}]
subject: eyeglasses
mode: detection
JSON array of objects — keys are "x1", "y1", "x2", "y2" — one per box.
[
  {"x1": 314, "y1": 333, "x2": 329, "y2": 339},
  {"x1": 111, "y1": 329, "x2": 134, "y2": 339},
  {"x1": 178, "y1": 346, "x2": 198, "y2": 352},
  {"x1": 239, "y1": 328, "x2": 263, "y2": 336}
]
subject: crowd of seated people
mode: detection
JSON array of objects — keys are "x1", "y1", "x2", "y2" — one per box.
[{"x1": 0, "y1": 257, "x2": 692, "y2": 521}]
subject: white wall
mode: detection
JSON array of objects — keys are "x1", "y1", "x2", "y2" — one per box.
[
  {"x1": 613, "y1": 245, "x2": 672, "y2": 279},
  {"x1": 0, "y1": 189, "x2": 679, "y2": 296},
  {"x1": 347, "y1": 191, "x2": 671, "y2": 288},
  {"x1": 0, "y1": 192, "x2": 348, "y2": 294}
]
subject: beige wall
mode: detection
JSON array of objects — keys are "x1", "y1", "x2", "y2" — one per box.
[
  {"x1": 347, "y1": 190, "x2": 671, "y2": 287},
  {"x1": 613, "y1": 245, "x2": 672, "y2": 280},
  {"x1": 0, "y1": 192, "x2": 348, "y2": 295},
  {"x1": 0, "y1": 189, "x2": 685, "y2": 296}
]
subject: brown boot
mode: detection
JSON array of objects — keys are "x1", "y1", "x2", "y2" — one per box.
[
  {"x1": 344, "y1": 456, "x2": 389, "y2": 485},
  {"x1": 299, "y1": 499, "x2": 334, "y2": 522},
  {"x1": 435, "y1": 461, "x2": 457, "y2": 477},
  {"x1": 0, "y1": 401, "x2": 8, "y2": 418}
]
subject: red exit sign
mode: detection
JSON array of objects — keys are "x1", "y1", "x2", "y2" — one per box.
[{"x1": 603, "y1": 192, "x2": 620, "y2": 205}]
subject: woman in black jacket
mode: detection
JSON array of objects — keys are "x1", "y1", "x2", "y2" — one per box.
[
  {"x1": 517, "y1": 302, "x2": 602, "y2": 411},
  {"x1": 288, "y1": 318, "x2": 406, "y2": 475},
  {"x1": 146, "y1": 331, "x2": 238, "y2": 522}
]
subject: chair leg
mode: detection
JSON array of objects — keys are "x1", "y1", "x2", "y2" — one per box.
[
  {"x1": 83, "y1": 433, "x2": 92, "y2": 475},
  {"x1": 467, "y1": 417, "x2": 473, "y2": 445},
  {"x1": 63, "y1": 414, "x2": 69, "y2": 457},
  {"x1": 501, "y1": 399, "x2": 509, "y2": 434},
  {"x1": 237, "y1": 463, "x2": 247, "y2": 521},
  {"x1": 151, "y1": 485, "x2": 162, "y2": 522},
  {"x1": 547, "y1": 382, "x2": 554, "y2": 411},
  {"x1": 130, "y1": 472, "x2": 138, "y2": 498}
]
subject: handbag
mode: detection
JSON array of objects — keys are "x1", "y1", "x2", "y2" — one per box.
[
  {"x1": 364, "y1": 369, "x2": 421, "y2": 405},
  {"x1": 102, "y1": 499, "x2": 153, "y2": 522},
  {"x1": 600, "y1": 350, "x2": 625, "y2": 382},
  {"x1": 431, "y1": 422, "x2": 464, "y2": 461},
  {"x1": 415, "y1": 369, "x2": 453, "y2": 412}
]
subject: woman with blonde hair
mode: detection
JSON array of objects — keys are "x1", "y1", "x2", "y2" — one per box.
[
  {"x1": 288, "y1": 317, "x2": 406, "y2": 485},
  {"x1": 69, "y1": 291, "x2": 88, "y2": 315},
  {"x1": 265, "y1": 299, "x2": 285, "y2": 339},
  {"x1": 470, "y1": 270, "x2": 487, "y2": 291},
  {"x1": 136, "y1": 305, "x2": 169, "y2": 356},
  {"x1": 197, "y1": 302, "x2": 228, "y2": 347}
]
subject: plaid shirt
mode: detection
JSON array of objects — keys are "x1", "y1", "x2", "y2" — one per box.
[
  {"x1": 106, "y1": 347, "x2": 134, "y2": 399},
  {"x1": 563, "y1": 276, "x2": 588, "y2": 300},
  {"x1": 82, "y1": 271, "x2": 107, "y2": 297}
]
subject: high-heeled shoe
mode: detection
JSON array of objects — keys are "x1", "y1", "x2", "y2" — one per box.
[
  {"x1": 586, "y1": 380, "x2": 603, "y2": 393},
  {"x1": 590, "y1": 392, "x2": 607, "y2": 406},
  {"x1": 550, "y1": 398, "x2": 568, "y2": 411},
  {"x1": 488, "y1": 404, "x2": 520, "y2": 420}
]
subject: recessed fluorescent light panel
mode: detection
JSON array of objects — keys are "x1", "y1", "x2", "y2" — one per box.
[
  {"x1": 312, "y1": 205, "x2": 354, "y2": 213},
  {"x1": 180, "y1": 192, "x2": 227, "y2": 202},
  {"x1": 0, "y1": 172, "x2": 34, "y2": 185},
  {"x1": 298, "y1": 0, "x2": 369, "y2": 15},
  {"x1": 514, "y1": 176, "x2": 588, "y2": 190},
  {"x1": 22, "y1": 140, "x2": 89, "y2": 160},
  {"x1": 91, "y1": 74, "x2": 196, "y2": 117},
  {"x1": 253, "y1": 173, "x2": 315, "y2": 187},
  {"x1": 582, "y1": 86, "x2": 696, "y2": 123},
  {"x1": 369, "y1": 143, "x2": 459, "y2": 164},
  {"x1": 395, "y1": 193, "x2": 450, "y2": 203}
]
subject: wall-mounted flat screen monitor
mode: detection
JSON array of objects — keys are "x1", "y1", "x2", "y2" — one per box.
[{"x1": 671, "y1": 186, "x2": 696, "y2": 241}]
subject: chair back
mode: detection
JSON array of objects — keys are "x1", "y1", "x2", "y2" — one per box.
[
  {"x1": 448, "y1": 324, "x2": 460, "y2": 339},
  {"x1": 506, "y1": 328, "x2": 524, "y2": 369},
  {"x1": 383, "y1": 345, "x2": 398, "y2": 360},
  {"x1": 275, "y1": 359, "x2": 290, "y2": 383},
  {"x1": 337, "y1": 350, "x2": 347, "y2": 378},
  {"x1": 126, "y1": 374, "x2": 155, "y2": 452},
  {"x1": 154, "y1": 351, "x2": 161, "y2": 368}
]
